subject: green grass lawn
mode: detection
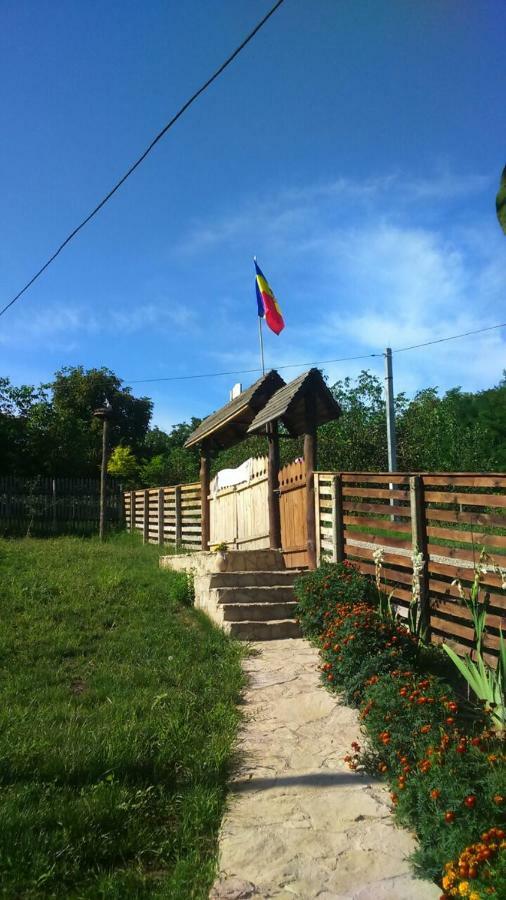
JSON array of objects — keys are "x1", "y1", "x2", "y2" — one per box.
[{"x1": 0, "y1": 534, "x2": 244, "y2": 899}]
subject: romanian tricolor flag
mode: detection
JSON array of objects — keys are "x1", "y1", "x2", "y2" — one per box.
[{"x1": 254, "y1": 260, "x2": 285, "y2": 335}]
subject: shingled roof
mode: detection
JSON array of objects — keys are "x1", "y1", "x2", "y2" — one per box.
[
  {"x1": 184, "y1": 369, "x2": 286, "y2": 450},
  {"x1": 247, "y1": 368, "x2": 341, "y2": 436}
]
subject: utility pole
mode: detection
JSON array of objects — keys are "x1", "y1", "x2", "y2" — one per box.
[
  {"x1": 93, "y1": 399, "x2": 113, "y2": 541},
  {"x1": 384, "y1": 348, "x2": 397, "y2": 472}
]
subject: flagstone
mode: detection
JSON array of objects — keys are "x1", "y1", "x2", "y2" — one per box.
[{"x1": 211, "y1": 639, "x2": 439, "y2": 900}]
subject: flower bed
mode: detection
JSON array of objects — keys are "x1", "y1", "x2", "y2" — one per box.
[{"x1": 294, "y1": 562, "x2": 506, "y2": 900}]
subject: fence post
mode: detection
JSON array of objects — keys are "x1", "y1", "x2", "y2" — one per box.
[
  {"x1": 130, "y1": 490, "x2": 136, "y2": 533},
  {"x1": 332, "y1": 474, "x2": 345, "y2": 563},
  {"x1": 52, "y1": 478, "x2": 57, "y2": 533},
  {"x1": 314, "y1": 474, "x2": 321, "y2": 565},
  {"x1": 409, "y1": 475, "x2": 430, "y2": 640},
  {"x1": 158, "y1": 488, "x2": 165, "y2": 546},
  {"x1": 175, "y1": 485, "x2": 182, "y2": 548},
  {"x1": 143, "y1": 489, "x2": 149, "y2": 544}
]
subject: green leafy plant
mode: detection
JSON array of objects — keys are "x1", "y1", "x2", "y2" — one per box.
[
  {"x1": 293, "y1": 561, "x2": 371, "y2": 638},
  {"x1": 443, "y1": 549, "x2": 506, "y2": 730}
]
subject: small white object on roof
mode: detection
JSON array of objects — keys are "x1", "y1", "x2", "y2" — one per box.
[{"x1": 229, "y1": 382, "x2": 242, "y2": 401}]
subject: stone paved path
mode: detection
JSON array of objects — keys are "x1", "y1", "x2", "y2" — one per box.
[{"x1": 211, "y1": 640, "x2": 440, "y2": 900}]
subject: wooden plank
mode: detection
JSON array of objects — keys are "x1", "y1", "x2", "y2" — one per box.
[
  {"x1": 425, "y1": 508, "x2": 506, "y2": 528},
  {"x1": 429, "y1": 596, "x2": 505, "y2": 630},
  {"x1": 345, "y1": 543, "x2": 413, "y2": 569},
  {"x1": 344, "y1": 515, "x2": 412, "y2": 534},
  {"x1": 430, "y1": 614, "x2": 500, "y2": 650},
  {"x1": 430, "y1": 632, "x2": 498, "y2": 666},
  {"x1": 356, "y1": 560, "x2": 414, "y2": 586},
  {"x1": 424, "y1": 490, "x2": 506, "y2": 508},
  {"x1": 343, "y1": 501, "x2": 411, "y2": 517},
  {"x1": 342, "y1": 487, "x2": 409, "y2": 500},
  {"x1": 341, "y1": 473, "x2": 411, "y2": 485},
  {"x1": 428, "y1": 560, "x2": 504, "y2": 590},
  {"x1": 427, "y1": 525, "x2": 506, "y2": 548},
  {"x1": 344, "y1": 530, "x2": 413, "y2": 550},
  {"x1": 421, "y1": 475, "x2": 506, "y2": 488},
  {"x1": 428, "y1": 543, "x2": 506, "y2": 564}
]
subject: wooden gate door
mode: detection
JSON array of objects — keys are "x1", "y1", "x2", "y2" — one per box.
[{"x1": 279, "y1": 459, "x2": 308, "y2": 568}]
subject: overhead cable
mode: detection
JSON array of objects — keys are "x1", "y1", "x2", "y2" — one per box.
[{"x1": 0, "y1": 0, "x2": 287, "y2": 321}]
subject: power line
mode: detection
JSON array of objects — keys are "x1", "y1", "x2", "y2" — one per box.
[
  {"x1": 0, "y1": 0, "x2": 287, "y2": 321},
  {"x1": 392, "y1": 321, "x2": 506, "y2": 353},
  {"x1": 127, "y1": 321, "x2": 506, "y2": 384}
]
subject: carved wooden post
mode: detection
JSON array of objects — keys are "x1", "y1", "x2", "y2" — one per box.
[
  {"x1": 304, "y1": 396, "x2": 317, "y2": 570},
  {"x1": 200, "y1": 442, "x2": 211, "y2": 551},
  {"x1": 157, "y1": 488, "x2": 165, "y2": 546},
  {"x1": 267, "y1": 421, "x2": 281, "y2": 549},
  {"x1": 409, "y1": 475, "x2": 431, "y2": 641}
]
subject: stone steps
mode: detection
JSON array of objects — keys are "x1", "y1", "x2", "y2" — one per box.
[
  {"x1": 207, "y1": 570, "x2": 301, "y2": 588},
  {"x1": 222, "y1": 600, "x2": 298, "y2": 622},
  {"x1": 160, "y1": 551, "x2": 303, "y2": 641},
  {"x1": 228, "y1": 619, "x2": 301, "y2": 640},
  {"x1": 214, "y1": 585, "x2": 296, "y2": 605}
]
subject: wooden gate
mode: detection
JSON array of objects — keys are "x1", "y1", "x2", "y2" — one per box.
[{"x1": 279, "y1": 459, "x2": 308, "y2": 568}]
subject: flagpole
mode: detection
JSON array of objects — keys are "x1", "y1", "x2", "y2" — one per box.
[
  {"x1": 254, "y1": 256, "x2": 265, "y2": 375},
  {"x1": 258, "y1": 316, "x2": 265, "y2": 375}
]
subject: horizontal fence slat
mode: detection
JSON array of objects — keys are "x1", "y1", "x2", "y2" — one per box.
[
  {"x1": 424, "y1": 491, "x2": 506, "y2": 508},
  {"x1": 426, "y1": 525, "x2": 506, "y2": 548},
  {"x1": 342, "y1": 487, "x2": 409, "y2": 500}
]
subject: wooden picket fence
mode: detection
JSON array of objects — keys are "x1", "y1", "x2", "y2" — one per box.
[
  {"x1": 0, "y1": 476, "x2": 123, "y2": 536},
  {"x1": 315, "y1": 472, "x2": 506, "y2": 662},
  {"x1": 124, "y1": 482, "x2": 201, "y2": 550}
]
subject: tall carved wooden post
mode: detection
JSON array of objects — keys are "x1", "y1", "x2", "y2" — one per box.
[
  {"x1": 200, "y1": 442, "x2": 211, "y2": 551},
  {"x1": 304, "y1": 396, "x2": 317, "y2": 569},
  {"x1": 267, "y1": 421, "x2": 281, "y2": 549}
]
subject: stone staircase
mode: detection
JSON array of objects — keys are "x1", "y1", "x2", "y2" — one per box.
[{"x1": 160, "y1": 550, "x2": 302, "y2": 640}]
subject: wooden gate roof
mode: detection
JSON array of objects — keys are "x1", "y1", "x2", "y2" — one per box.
[
  {"x1": 247, "y1": 368, "x2": 341, "y2": 436},
  {"x1": 184, "y1": 369, "x2": 286, "y2": 450}
]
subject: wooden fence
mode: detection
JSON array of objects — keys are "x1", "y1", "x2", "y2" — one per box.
[
  {"x1": 315, "y1": 472, "x2": 506, "y2": 662},
  {"x1": 209, "y1": 456, "x2": 269, "y2": 550},
  {"x1": 0, "y1": 476, "x2": 123, "y2": 536},
  {"x1": 124, "y1": 482, "x2": 201, "y2": 550}
]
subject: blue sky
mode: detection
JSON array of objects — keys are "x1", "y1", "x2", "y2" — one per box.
[{"x1": 1, "y1": 0, "x2": 505, "y2": 431}]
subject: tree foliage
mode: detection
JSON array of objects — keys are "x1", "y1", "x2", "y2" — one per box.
[{"x1": 1, "y1": 367, "x2": 504, "y2": 482}]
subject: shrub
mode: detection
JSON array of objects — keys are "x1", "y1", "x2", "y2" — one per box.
[
  {"x1": 319, "y1": 601, "x2": 418, "y2": 705},
  {"x1": 345, "y1": 670, "x2": 506, "y2": 887},
  {"x1": 293, "y1": 561, "x2": 371, "y2": 637},
  {"x1": 168, "y1": 570, "x2": 194, "y2": 607}
]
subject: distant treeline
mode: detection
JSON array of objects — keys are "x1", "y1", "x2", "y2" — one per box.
[{"x1": 1, "y1": 366, "x2": 505, "y2": 487}]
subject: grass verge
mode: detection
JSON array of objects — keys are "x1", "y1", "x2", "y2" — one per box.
[{"x1": 0, "y1": 533, "x2": 244, "y2": 898}]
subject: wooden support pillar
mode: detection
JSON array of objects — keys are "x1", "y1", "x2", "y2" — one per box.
[
  {"x1": 267, "y1": 421, "x2": 281, "y2": 550},
  {"x1": 304, "y1": 397, "x2": 318, "y2": 570},
  {"x1": 409, "y1": 475, "x2": 431, "y2": 641},
  {"x1": 200, "y1": 443, "x2": 211, "y2": 551}
]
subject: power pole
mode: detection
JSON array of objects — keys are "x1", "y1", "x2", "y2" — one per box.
[
  {"x1": 93, "y1": 400, "x2": 113, "y2": 541},
  {"x1": 384, "y1": 348, "x2": 397, "y2": 472}
]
